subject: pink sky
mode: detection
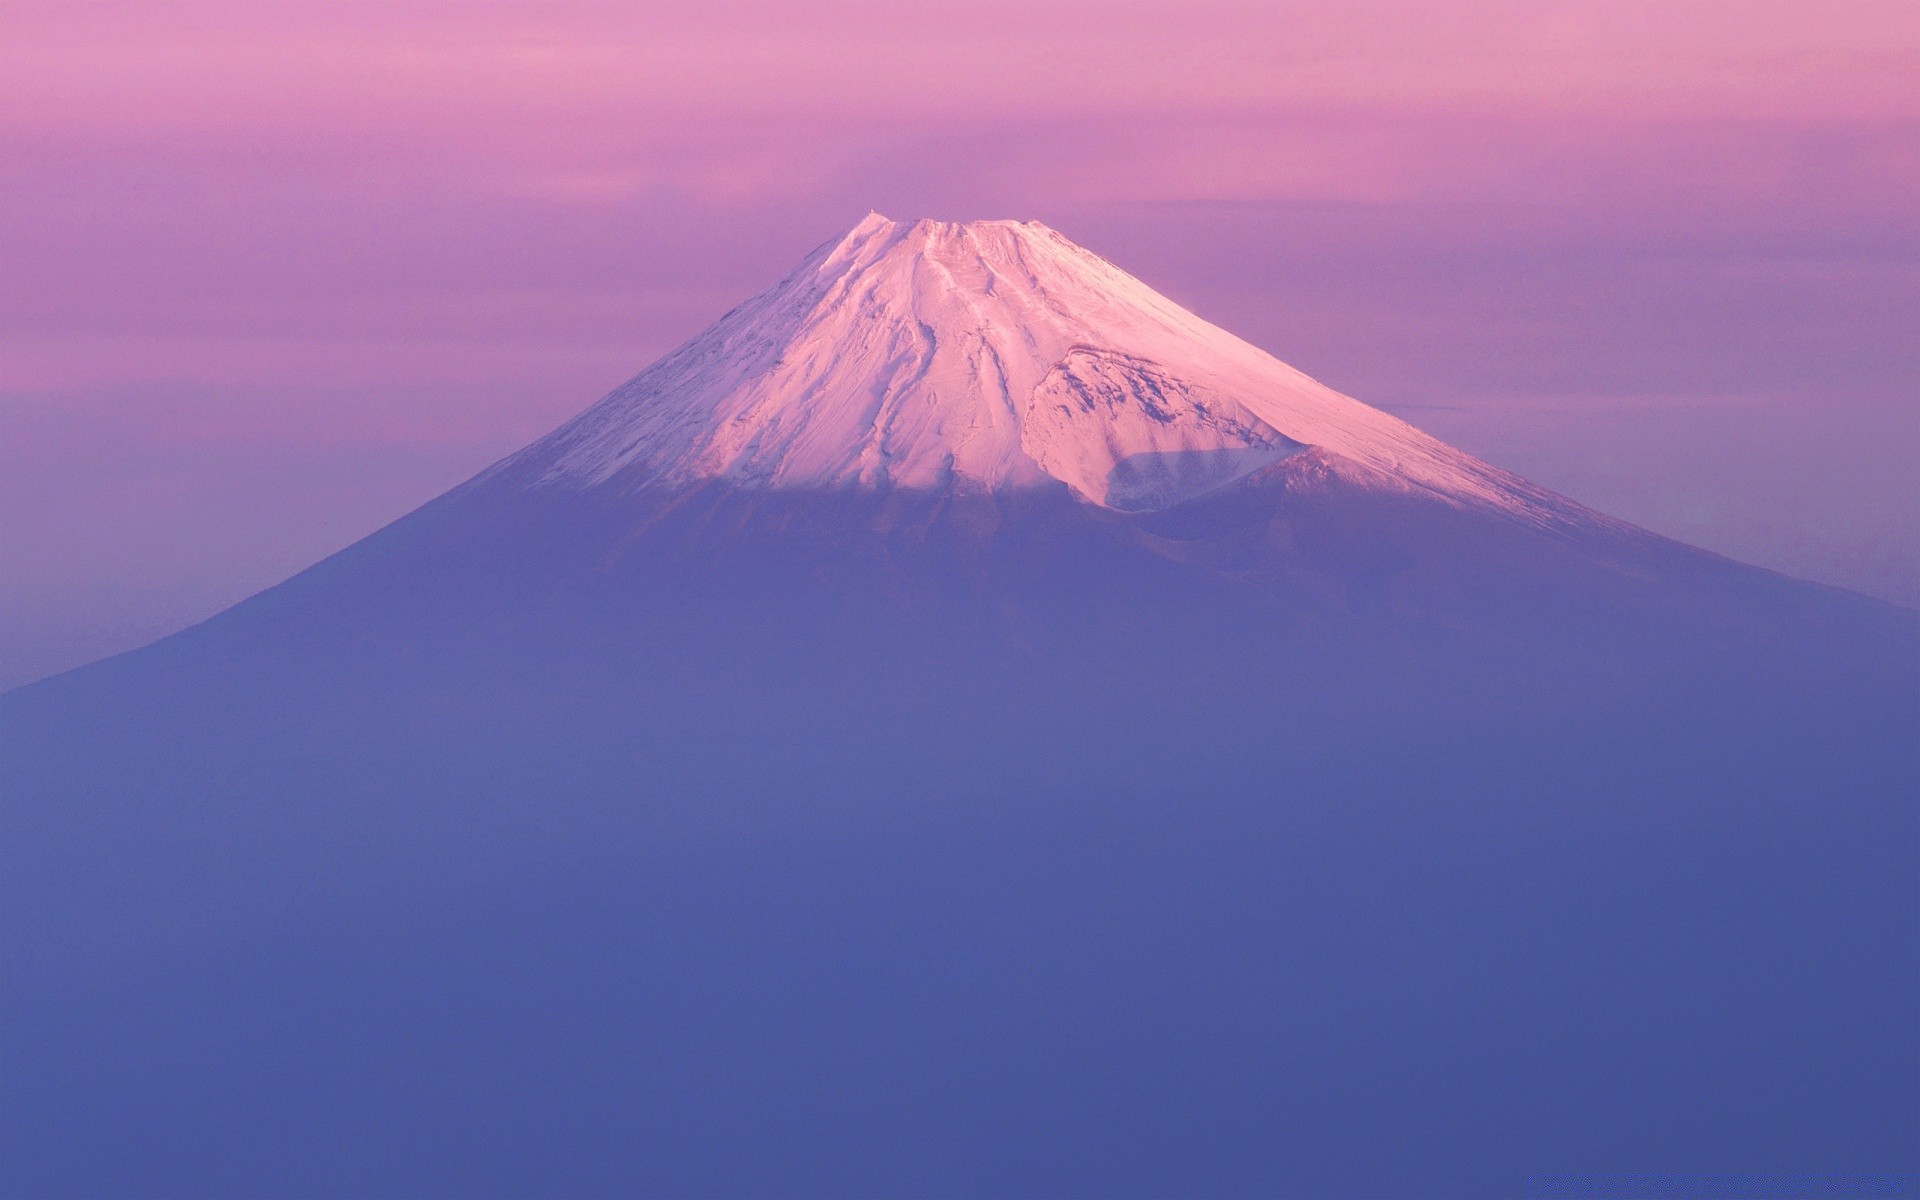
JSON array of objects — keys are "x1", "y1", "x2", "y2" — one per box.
[{"x1": 3, "y1": 0, "x2": 1917, "y2": 685}]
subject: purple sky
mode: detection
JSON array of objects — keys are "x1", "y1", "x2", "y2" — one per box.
[{"x1": 3, "y1": 1, "x2": 1916, "y2": 687}]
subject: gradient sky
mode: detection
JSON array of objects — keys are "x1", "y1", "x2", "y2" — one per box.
[{"x1": 3, "y1": 0, "x2": 1917, "y2": 687}]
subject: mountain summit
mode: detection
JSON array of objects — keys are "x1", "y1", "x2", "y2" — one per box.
[{"x1": 495, "y1": 214, "x2": 1544, "y2": 517}]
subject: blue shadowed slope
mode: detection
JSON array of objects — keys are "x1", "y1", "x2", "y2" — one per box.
[{"x1": 3, "y1": 464, "x2": 1914, "y2": 1198}]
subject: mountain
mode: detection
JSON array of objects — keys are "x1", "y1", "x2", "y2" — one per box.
[{"x1": 3, "y1": 216, "x2": 1914, "y2": 1199}]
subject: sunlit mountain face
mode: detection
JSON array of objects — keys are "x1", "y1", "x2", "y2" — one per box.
[{"x1": 4, "y1": 217, "x2": 1914, "y2": 1199}]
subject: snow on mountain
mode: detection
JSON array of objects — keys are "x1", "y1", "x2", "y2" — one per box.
[{"x1": 492, "y1": 214, "x2": 1552, "y2": 519}]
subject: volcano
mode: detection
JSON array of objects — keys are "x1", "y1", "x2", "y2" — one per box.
[{"x1": 4, "y1": 216, "x2": 1915, "y2": 1199}]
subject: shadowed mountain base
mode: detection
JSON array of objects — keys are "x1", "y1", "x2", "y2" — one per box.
[{"x1": 4, "y1": 468, "x2": 1914, "y2": 1198}]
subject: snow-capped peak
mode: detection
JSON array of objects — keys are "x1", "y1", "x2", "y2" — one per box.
[{"x1": 497, "y1": 213, "x2": 1537, "y2": 514}]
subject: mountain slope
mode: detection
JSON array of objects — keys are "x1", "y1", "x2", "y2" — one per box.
[{"x1": 2, "y1": 216, "x2": 1914, "y2": 1199}]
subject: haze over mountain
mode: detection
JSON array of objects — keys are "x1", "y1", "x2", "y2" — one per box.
[{"x1": 4, "y1": 217, "x2": 1914, "y2": 1199}]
